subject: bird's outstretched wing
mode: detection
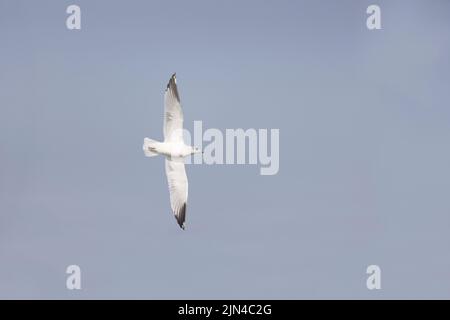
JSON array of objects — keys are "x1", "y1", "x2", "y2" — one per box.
[
  {"x1": 164, "y1": 73, "x2": 184, "y2": 142},
  {"x1": 165, "y1": 158, "x2": 188, "y2": 229}
]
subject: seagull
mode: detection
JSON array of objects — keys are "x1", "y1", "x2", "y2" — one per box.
[{"x1": 143, "y1": 74, "x2": 201, "y2": 229}]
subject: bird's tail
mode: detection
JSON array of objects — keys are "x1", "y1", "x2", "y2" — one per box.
[{"x1": 143, "y1": 138, "x2": 159, "y2": 157}]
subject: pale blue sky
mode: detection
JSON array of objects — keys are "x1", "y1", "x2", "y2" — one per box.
[{"x1": 0, "y1": 0, "x2": 450, "y2": 298}]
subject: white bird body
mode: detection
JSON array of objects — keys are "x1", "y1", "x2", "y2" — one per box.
[
  {"x1": 144, "y1": 139, "x2": 193, "y2": 158},
  {"x1": 143, "y1": 74, "x2": 200, "y2": 229}
]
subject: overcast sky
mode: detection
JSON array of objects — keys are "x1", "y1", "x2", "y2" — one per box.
[{"x1": 1, "y1": 0, "x2": 450, "y2": 298}]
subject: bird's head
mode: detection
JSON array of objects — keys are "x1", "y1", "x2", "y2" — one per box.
[{"x1": 192, "y1": 146, "x2": 203, "y2": 154}]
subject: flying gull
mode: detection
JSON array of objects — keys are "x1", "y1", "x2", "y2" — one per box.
[{"x1": 143, "y1": 74, "x2": 201, "y2": 229}]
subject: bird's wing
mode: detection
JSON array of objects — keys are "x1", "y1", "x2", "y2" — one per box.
[
  {"x1": 164, "y1": 73, "x2": 184, "y2": 142},
  {"x1": 165, "y1": 158, "x2": 188, "y2": 229}
]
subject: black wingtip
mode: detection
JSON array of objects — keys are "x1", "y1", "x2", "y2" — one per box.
[
  {"x1": 165, "y1": 73, "x2": 180, "y2": 101},
  {"x1": 166, "y1": 73, "x2": 176, "y2": 86},
  {"x1": 174, "y1": 203, "x2": 186, "y2": 230}
]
